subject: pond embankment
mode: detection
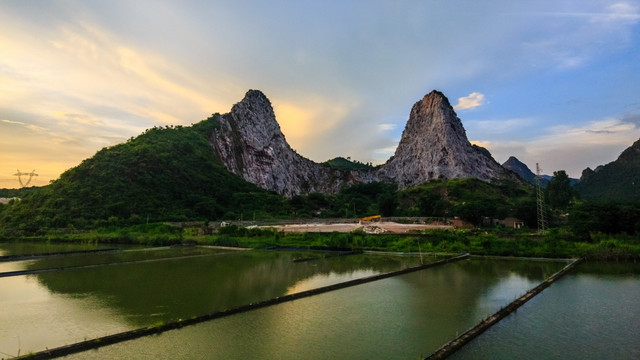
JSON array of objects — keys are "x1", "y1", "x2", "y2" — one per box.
[
  {"x1": 15, "y1": 253, "x2": 470, "y2": 360},
  {"x1": 424, "y1": 257, "x2": 583, "y2": 360}
]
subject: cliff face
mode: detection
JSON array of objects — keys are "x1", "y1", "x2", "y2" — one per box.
[
  {"x1": 209, "y1": 90, "x2": 374, "y2": 196},
  {"x1": 377, "y1": 91, "x2": 512, "y2": 189},
  {"x1": 209, "y1": 89, "x2": 514, "y2": 196}
]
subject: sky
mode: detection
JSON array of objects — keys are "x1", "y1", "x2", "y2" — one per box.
[{"x1": 1, "y1": 0, "x2": 640, "y2": 188}]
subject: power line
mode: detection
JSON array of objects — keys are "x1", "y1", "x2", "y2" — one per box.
[{"x1": 13, "y1": 169, "x2": 38, "y2": 188}]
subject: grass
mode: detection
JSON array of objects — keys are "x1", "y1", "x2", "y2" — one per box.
[{"x1": 2, "y1": 223, "x2": 639, "y2": 260}]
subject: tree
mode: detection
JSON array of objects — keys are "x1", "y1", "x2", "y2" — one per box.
[{"x1": 546, "y1": 170, "x2": 573, "y2": 210}]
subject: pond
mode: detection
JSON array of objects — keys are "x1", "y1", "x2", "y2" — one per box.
[
  {"x1": 1, "y1": 248, "x2": 430, "y2": 357},
  {"x1": 451, "y1": 261, "x2": 640, "y2": 360},
  {"x1": 52, "y1": 257, "x2": 562, "y2": 360}
]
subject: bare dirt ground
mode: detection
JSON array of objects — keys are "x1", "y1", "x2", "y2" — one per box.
[{"x1": 261, "y1": 221, "x2": 452, "y2": 234}]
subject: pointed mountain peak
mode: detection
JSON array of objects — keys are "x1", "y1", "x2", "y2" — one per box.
[
  {"x1": 420, "y1": 89, "x2": 452, "y2": 107},
  {"x1": 502, "y1": 156, "x2": 535, "y2": 183},
  {"x1": 378, "y1": 90, "x2": 512, "y2": 188},
  {"x1": 411, "y1": 90, "x2": 455, "y2": 119},
  {"x1": 233, "y1": 89, "x2": 273, "y2": 115},
  {"x1": 503, "y1": 156, "x2": 528, "y2": 169},
  {"x1": 241, "y1": 89, "x2": 270, "y2": 103}
]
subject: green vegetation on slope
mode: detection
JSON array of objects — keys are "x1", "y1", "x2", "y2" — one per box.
[
  {"x1": 323, "y1": 157, "x2": 375, "y2": 172},
  {"x1": 574, "y1": 139, "x2": 640, "y2": 202},
  {"x1": 394, "y1": 178, "x2": 537, "y2": 226},
  {"x1": 0, "y1": 118, "x2": 287, "y2": 230}
]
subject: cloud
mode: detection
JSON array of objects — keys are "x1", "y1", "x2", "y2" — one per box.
[
  {"x1": 514, "y1": 1, "x2": 640, "y2": 71},
  {"x1": 2, "y1": 119, "x2": 25, "y2": 125},
  {"x1": 467, "y1": 117, "x2": 534, "y2": 134},
  {"x1": 454, "y1": 92, "x2": 485, "y2": 111},
  {"x1": 482, "y1": 116, "x2": 640, "y2": 177},
  {"x1": 372, "y1": 146, "x2": 398, "y2": 162},
  {"x1": 1, "y1": 119, "x2": 47, "y2": 132},
  {"x1": 378, "y1": 124, "x2": 397, "y2": 131},
  {"x1": 54, "y1": 112, "x2": 100, "y2": 125},
  {"x1": 273, "y1": 98, "x2": 353, "y2": 154}
]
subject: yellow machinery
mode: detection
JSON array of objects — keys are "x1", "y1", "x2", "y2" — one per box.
[{"x1": 361, "y1": 215, "x2": 381, "y2": 222}]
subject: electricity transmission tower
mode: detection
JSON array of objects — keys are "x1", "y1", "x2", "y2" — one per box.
[
  {"x1": 14, "y1": 169, "x2": 38, "y2": 188},
  {"x1": 535, "y1": 163, "x2": 547, "y2": 235}
]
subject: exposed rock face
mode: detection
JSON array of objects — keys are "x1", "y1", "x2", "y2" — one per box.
[
  {"x1": 208, "y1": 89, "x2": 516, "y2": 196},
  {"x1": 209, "y1": 90, "x2": 374, "y2": 196},
  {"x1": 377, "y1": 91, "x2": 512, "y2": 189},
  {"x1": 502, "y1": 156, "x2": 536, "y2": 183}
]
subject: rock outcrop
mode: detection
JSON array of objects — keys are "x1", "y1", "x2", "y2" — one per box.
[
  {"x1": 209, "y1": 90, "x2": 374, "y2": 196},
  {"x1": 377, "y1": 90, "x2": 513, "y2": 189},
  {"x1": 208, "y1": 89, "x2": 516, "y2": 196}
]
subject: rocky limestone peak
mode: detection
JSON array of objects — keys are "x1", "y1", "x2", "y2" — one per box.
[
  {"x1": 378, "y1": 90, "x2": 511, "y2": 188},
  {"x1": 209, "y1": 90, "x2": 373, "y2": 196},
  {"x1": 229, "y1": 90, "x2": 283, "y2": 150}
]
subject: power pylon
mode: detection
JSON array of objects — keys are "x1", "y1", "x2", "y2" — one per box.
[
  {"x1": 535, "y1": 163, "x2": 547, "y2": 235},
  {"x1": 14, "y1": 169, "x2": 38, "y2": 188}
]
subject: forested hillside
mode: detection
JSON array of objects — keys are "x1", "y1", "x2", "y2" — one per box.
[
  {"x1": 574, "y1": 139, "x2": 640, "y2": 202},
  {"x1": 0, "y1": 118, "x2": 286, "y2": 229}
]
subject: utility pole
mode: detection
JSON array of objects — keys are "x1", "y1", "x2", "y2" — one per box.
[{"x1": 535, "y1": 163, "x2": 547, "y2": 235}]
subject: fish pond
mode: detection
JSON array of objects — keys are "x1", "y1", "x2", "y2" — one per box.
[{"x1": 1, "y1": 242, "x2": 637, "y2": 359}]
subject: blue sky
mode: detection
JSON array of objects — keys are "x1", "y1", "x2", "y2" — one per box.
[{"x1": 1, "y1": 0, "x2": 640, "y2": 188}]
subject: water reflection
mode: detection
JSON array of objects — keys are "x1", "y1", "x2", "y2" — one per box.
[
  {"x1": 1, "y1": 250, "x2": 426, "y2": 355},
  {"x1": 0, "y1": 275, "x2": 130, "y2": 357},
  {"x1": 61, "y1": 258, "x2": 566, "y2": 360},
  {"x1": 452, "y1": 262, "x2": 640, "y2": 360},
  {"x1": 32, "y1": 251, "x2": 423, "y2": 325}
]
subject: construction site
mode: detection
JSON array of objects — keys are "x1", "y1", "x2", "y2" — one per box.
[{"x1": 250, "y1": 216, "x2": 455, "y2": 234}]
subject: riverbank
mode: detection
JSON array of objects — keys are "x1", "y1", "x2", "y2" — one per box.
[{"x1": 1, "y1": 223, "x2": 639, "y2": 260}]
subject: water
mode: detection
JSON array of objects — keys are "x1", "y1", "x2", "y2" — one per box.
[
  {"x1": 452, "y1": 261, "x2": 640, "y2": 360},
  {"x1": 0, "y1": 249, "x2": 427, "y2": 356},
  {"x1": 0, "y1": 241, "x2": 117, "y2": 257},
  {"x1": 0, "y1": 246, "x2": 227, "y2": 273},
  {"x1": 59, "y1": 258, "x2": 563, "y2": 360},
  {"x1": 3, "y1": 243, "x2": 637, "y2": 360}
]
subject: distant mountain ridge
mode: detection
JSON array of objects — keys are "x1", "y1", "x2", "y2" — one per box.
[
  {"x1": 502, "y1": 156, "x2": 538, "y2": 184},
  {"x1": 574, "y1": 138, "x2": 640, "y2": 202},
  {"x1": 501, "y1": 156, "x2": 579, "y2": 187}
]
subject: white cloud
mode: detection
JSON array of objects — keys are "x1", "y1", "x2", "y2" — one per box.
[
  {"x1": 378, "y1": 123, "x2": 397, "y2": 131},
  {"x1": 372, "y1": 145, "x2": 398, "y2": 161},
  {"x1": 1, "y1": 119, "x2": 47, "y2": 132},
  {"x1": 454, "y1": 92, "x2": 485, "y2": 111},
  {"x1": 2, "y1": 119, "x2": 25, "y2": 125}
]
